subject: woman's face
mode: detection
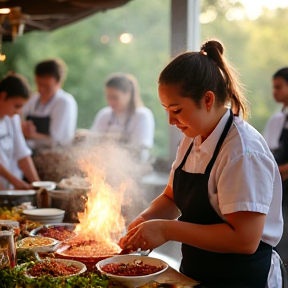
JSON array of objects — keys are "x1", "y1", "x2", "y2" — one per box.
[
  {"x1": 105, "y1": 86, "x2": 131, "y2": 114},
  {"x1": 0, "y1": 93, "x2": 27, "y2": 118},
  {"x1": 35, "y1": 75, "x2": 60, "y2": 99},
  {"x1": 158, "y1": 84, "x2": 214, "y2": 139},
  {"x1": 273, "y1": 77, "x2": 288, "y2": 104}
]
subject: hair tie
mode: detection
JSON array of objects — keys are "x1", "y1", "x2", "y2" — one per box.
[{"x1": 200, "y1": 50, "x2": 207, "y2": 56}]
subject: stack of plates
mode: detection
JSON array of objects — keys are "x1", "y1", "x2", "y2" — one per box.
[{"x1": 23, "y1": 208, "x2": 65, "y2": 224}]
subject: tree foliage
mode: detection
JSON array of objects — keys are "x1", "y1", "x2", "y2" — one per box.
[{"x1": 1, "y1": 0, "x2": 288, "y2": 157}]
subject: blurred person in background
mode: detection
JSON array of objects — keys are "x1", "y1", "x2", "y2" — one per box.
[
  {"x1": 90, "y1": 73, "x2": 155, "y2": 162},
  {"x1": 21, "y1": 59, "x2": 78, "y2": 151},
  {"x1": 0, "y1": 74, "x2": 40, "y2": 189},
  {"x1": 263, "y1": 67, "x2": 288, "y2": 264}
]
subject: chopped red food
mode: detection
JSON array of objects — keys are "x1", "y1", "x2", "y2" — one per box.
[
  {"x1": 37, "y1": 226, "x2": 75, "y2": 241},
  {"x1": 101, "y1": 260, "x2": 164, "y2": 276},
  {"x1": 26, "y1": 259, "x2": 80, "y2": 277}
]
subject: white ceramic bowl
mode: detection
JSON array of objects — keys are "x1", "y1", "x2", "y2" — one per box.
[
  {"x1": 22, "y1": 258, "x2": 87, "y2": 279},
  {"x1": 17, "y1": 236, "x2": 60, "y2": 253},
  {"x1": 23, "y1": 208, "x2": 65, "y2": 224},
  {"x1": 96, "y1": 255, "x2": 168, "y2": 288},
  {"x1": 32, "y1": 181, "x2": 56, "y2": 191}
]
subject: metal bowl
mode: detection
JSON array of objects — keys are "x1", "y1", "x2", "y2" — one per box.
[{"x1": 0, "y1": 190, "x2": 36, "y2": 209}]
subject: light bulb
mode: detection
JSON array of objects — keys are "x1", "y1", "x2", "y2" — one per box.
[
  {"x1": 0, "y1": 8, "x2": 10, "y2": 14},
  {"x1": 100, "y1": 35, "x2": 109, "y2": 44},
  {"x1": 0, "y1": 54, "x2": 6, "y2": 61},
  {"x1": 119, "y1": 33, "x2": 133, "y2": 44}
]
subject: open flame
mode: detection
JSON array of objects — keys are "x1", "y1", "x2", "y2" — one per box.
[{"x1": 75, "y1": 160, "x2": 126, "y2": 253}]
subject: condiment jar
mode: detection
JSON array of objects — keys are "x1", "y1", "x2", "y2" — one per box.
[{"x1": 0, "y1": 230, "x2": 16, "y2": 268}]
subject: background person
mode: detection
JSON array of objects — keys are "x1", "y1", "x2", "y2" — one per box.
[
  {"x1": 120, "y1": 40, "x2": 283, "y2": 287},
  {"x1": 90, "y1": 73, "x2": 155, "y2": 161},
  {"x1": 263, "y1": 67, "x2": 288, "y2": 264},
  {"x1": 0, "y1": 75, "x2": 40, "y2": 189},
  {"x1": 21, "y1": 59, "x2": 78, "y2": 151}
]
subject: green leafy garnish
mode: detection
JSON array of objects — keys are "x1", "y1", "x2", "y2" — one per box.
[{"x1": 0, "y1": 265, "x2": 125, "y2": 288}]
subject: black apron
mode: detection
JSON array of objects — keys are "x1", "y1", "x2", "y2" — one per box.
[
  {"x1": 26, "y1": 97, "x2": 52, "y2": 136},
  {"x1": 173, "y1": 110, "x2": 272, "y2": 288},
  {"x1": 272, "y1": 114, "x2": 288, "y2": 264},
  {"x1": 271, "y1": 114, "x2": 288, "y2": 166},
  {"x1": 26, "y1": 115, "x2": 50, "y2": 135}
]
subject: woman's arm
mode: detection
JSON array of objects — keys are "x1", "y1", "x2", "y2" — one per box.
[
  {"x1": 165, "y1": 211, "x2": 266, "y2": 254},
  {"x1": 18, "y1": 156, "x2": 40, "y2": 183},
  {"x1": 121, "y1": 211, "x2": 266, "y2": 254},
  {"x1": 278, "y1": 163, "x2": 288, "y2": 181},
  {"x1": 0, "y1": 163, "x2": 32, "y2": 189},
  {"x1": 127, "y1": 185, "x2": 180, "y2": 230}
]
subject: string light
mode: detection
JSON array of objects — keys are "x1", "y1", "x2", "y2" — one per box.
[
  {"x1": 119, "y1": 33, "x2": 133, "y2": 44},
  {"x1": 100, "y1": 35, "x2": 109, "y2": 44},
  {"x1": 0, "y1": 8, "x2": 10, "y2": 14}
]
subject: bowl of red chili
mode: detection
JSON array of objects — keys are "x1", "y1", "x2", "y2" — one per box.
[
  {"x1": 96, "y1": 255, "x2": 168, "y2": 288},
  {"x1": 21, "y1": 258, "x2": 87, "y2": 279}
]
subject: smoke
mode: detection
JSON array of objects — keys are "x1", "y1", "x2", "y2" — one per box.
[{"x1": 49, "y1": 133, "x2": 153, "y2": 228}]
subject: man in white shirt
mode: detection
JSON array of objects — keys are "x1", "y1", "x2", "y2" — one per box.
[
  {"x1": 21, "y1": 59, "x2": 78, "y2": 150},
  {"x1": 0, "y1": 75, "x2": 39, "y2": 189},
  {"x1": 263, "y1": 67, "x2": 288, "y2": 264}
]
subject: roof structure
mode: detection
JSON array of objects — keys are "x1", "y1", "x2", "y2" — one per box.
[{"x1": 0, "y1": 0, "x2": 132, "y2": 41}]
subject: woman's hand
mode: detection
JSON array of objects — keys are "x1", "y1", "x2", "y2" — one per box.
[
  {"x1": 11, "y1": 178, "x2": 33, "y2": 190},
  {"x1": 119, "y1": 220, "x2": 168, "y2": 251},
  {"x1": 127, "y1": 215, "x2": 147, "y2": 231}
]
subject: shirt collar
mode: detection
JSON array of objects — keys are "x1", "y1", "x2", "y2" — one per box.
[
  {"x1": 198, "y1": 109, "x2": 231, "y2": 156},
  {"x1": 283, "y1": 106, "x2": 288, "y2": 115}
]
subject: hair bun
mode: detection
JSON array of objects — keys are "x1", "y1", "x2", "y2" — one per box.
[{"x1": 201, "y1": 40, "x2": 224, "y2": 56}]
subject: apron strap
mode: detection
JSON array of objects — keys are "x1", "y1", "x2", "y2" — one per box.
[
  {"x1": 178, "y1": 141, "x2": 194, "y2": 169},
  {"x1": 205, "y1": 109, "x2": 234, "y2": 175}
]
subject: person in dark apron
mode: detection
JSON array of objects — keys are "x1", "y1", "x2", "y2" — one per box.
[
  {"x1": 119, "y1": 40, "x2": 283, "y2": 287},
  {"x1": 21, "y1": 59, "x2": 78, "y2": 151},
  {"x1": 263, "y1": 68, "x2": 288, "y2": 266}
]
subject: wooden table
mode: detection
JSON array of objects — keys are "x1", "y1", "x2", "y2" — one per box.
[{"x1": 154, "y1": 266, "x2": 199, "y2": 287}]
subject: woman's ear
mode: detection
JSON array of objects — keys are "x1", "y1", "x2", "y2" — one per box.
[{"x1": 203, "y1": 91, "x2": 215, "y2": 112}]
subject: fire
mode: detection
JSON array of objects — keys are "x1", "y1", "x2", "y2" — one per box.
[{"x1": 75, "y1": 160, "x2": 126, "y2": 250}]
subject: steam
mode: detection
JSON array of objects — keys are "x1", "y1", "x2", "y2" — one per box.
[{"x1": 49, "y1": 133, "x2": 152, "y2": 237}]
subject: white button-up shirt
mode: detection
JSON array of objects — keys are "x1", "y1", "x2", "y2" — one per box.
[
  {"x1": 21, "y1": 89, "x2": 78, "y2": 148},
  {"x1": 169, "y1": 109, "x2": 283, "y2": 247},
  {"x1": 263, "y1": 107, "x2": 288, "y2": 150},
  {"x1": 0, "y1": 115, "x2": 31, "y2": 189}
]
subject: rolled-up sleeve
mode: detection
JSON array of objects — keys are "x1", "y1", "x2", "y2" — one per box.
[
  {"x1": 50, "y1": 96, "x2": 78, "y2": 146},
  {"x1": 12, "y1": 115, "x2": 31, "y2": 161},
  {"x1": 217, "y1": 151, "x2": 275, "y2": 215}
]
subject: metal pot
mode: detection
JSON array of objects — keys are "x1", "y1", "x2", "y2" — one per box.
[{"x1": 0, "y1": 190, "x2": 36, "y2": 209}]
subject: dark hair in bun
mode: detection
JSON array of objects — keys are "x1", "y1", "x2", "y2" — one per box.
[{"x1": 158, "y1": 39, "x2": 248, "y2": 119}]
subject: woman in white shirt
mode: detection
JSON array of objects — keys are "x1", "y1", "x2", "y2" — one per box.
[
  {"x1": 0, "y1": 75, "x2": 39, "y2": 189},
  {"x1": 90, "y1": 73, "x2": 155, "y2": 161},
  {"x1": 119, "y1": 40, "x2": 283, "y2": 287},
  {"x1": 21, "y1": 59, "x2": 78, "y2": 150},
  {"x1": 263, "y1": 67, "x2": 288, "y2": 266}
]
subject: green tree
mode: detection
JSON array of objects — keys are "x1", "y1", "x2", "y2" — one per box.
[{"x1": 0, "y1": 0, "x2": 171, "y2": 157}]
